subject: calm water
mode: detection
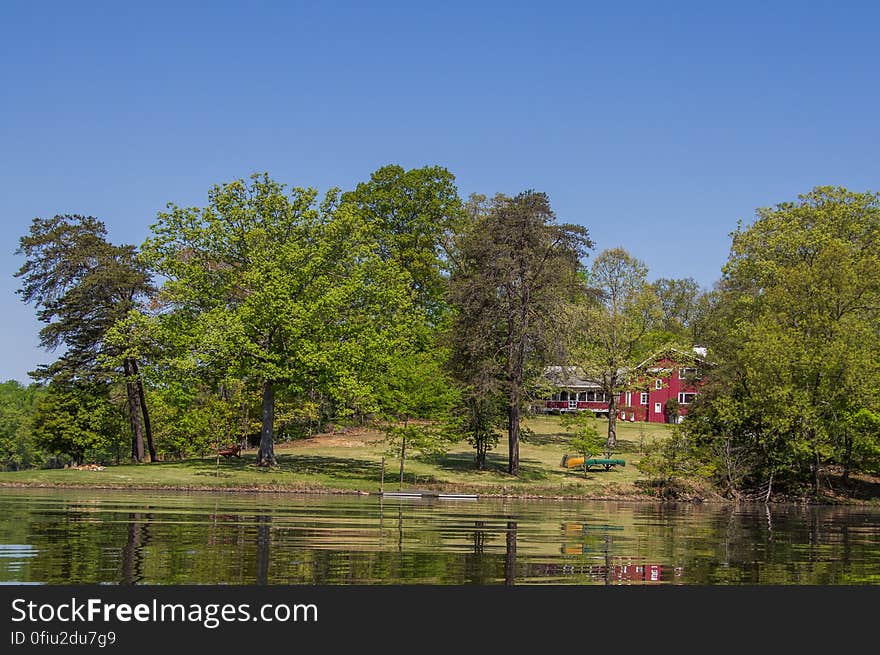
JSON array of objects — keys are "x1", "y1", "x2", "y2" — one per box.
[{"x1": 0, "y1": 489, "x2": 878, "y2": 585}]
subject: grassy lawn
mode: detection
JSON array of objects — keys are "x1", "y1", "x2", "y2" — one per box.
[{"x1": 0, "y1": 416, "x2": 675, "y2": 499}]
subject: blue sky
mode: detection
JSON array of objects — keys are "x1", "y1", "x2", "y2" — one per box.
[{"x1": 2, "y1": 1, "x2": 879, "y2": 383}]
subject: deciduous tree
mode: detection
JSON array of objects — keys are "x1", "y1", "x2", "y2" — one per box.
[
  {"x1": 0, "y1": 380, "x2": 44, "y2": 470},
  {"x1": 569, "y1": 248, "x2": 660, "y2": 451},
  {"x1": 143, "y1": 174, "x2": 415, "y2": 466},
  {"x1": 652, "y1": 277, "x2": 711, "y2": 344},
  {"x1": 687, "y1": 187, "x2": 880, "y2": 497},
  {"x1": 342, "y1": 164, "x2": 463, "y2": 320}
]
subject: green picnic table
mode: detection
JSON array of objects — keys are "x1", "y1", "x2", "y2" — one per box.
[
  {"x1": 583, "y1": 458, "x2": 626, "y2": 470},
  {"x1": 561, "y1": 455, "x2": 626, "y2": 470}
]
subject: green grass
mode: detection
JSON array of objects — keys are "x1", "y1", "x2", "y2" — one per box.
[{"x1": 0, "y1": 416, "x2": 675, "y2": 498}]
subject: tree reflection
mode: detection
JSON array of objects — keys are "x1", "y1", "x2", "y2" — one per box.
[
  {"x1": 120, "y1": 512, "x2": 151, "y2": 585},
  {"x1": 505, "y1": 521, "x2": 517, "y2": 586},
  {"x1": 464, "y1": 521, "x2": 489, "y2": 584},
  {"x1": 255, "y1": 513, "x2": 271, "y2": 585}
]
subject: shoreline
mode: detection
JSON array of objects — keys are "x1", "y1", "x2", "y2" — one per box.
[
  {"x1": 0, "y1": 479, "x2": 666, "y2": 501},
  {"x1": 1, "y1": 479, "x2": 876, "y2": 506}
]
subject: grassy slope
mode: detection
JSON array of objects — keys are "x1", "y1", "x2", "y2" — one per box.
[{"x1": 0, "y1": 416, "x2": 674, "y2": 498}]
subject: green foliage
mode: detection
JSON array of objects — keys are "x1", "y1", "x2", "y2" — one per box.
[
  {"x1": 561, "y1": 411, "x2": 603, "y2": 453},
  {"x1": 341, "y1": 164, "x2": 464, "y2": 320},
  {"x1": 146, "y1": 379, "x2": 256, "y2": 459},
  {"x1": 446, "y1": 383, "x2": 505, "y2": 470},
  {"x1": 31, "y1": 383, "x2": 128, "y2": 465},
  {"x1": 375, "y1": 348, "x2": 458, "y2": 423},
  {"x1": 343, "y1": 166, "x2": 468, "y2": 476},
  {"x1": 15, "y1": 214, "x2": 156, "y2": 461},
  {"x1": 0, "y1": 381, "x2": 45, "y2": 470},
  {"x1": 652, "y1": 277, "x2": 710, "y2": 343},
  {"x1": 448, "y1": 191, "x2": 592, "y2": 475},
  {"x1": 562, "y1": 412, "x2": 605, "y2": 477},
  {"x1": 569, "y1": 248, "x2": 661, "y2": 450},
  {"x1": 636, "y1": 428, "x2": 705, "y2": 485},
  {"x1": 143, "y1": 173, "x2": 419, "y2": 465},
  {"x1": 686, "y1": 186, "x2": 880, "y2": 497},
  {"x1": 844, "y1": 409, "x2": 880, "y2": 475},
  {"x1": 382, "y1": 422, "x2": 452, "y2": 461},
  {"x1": 376, "y1": 348, "x2": 460, "y2": 483},
  {"x1": 15, "y1": 214, "x2": 155, "y2": 383}
]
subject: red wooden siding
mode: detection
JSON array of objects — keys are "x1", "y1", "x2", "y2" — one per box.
[{"x1": 540, "y1": 356, "x2": 703, "y2": 424}]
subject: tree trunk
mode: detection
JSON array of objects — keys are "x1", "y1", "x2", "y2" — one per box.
[
  {"x1": 257, "y1": 380, "x2": 276, "y2": 467},
  {"x1": 606, "y1": 391, "x2": 618, "y2": 452},
  {"x1": 124, "y1": 358, "x2": 145, "y2": 462},
  {"x1": 131, "y1": 360, "x2": 156, "y2": 462},
  {"x1": 508, "y1": 398, "x2": 520, "y2": 476},
  {"x1": 476, "y1": 436, "x2": 487, "y2": 471},
  {"x1": 398, "y1": 421, "x2": 407, "y2": 490},
  {"x1": 842, "y1": 429, "x2": 852, "y2": 485},
  {"x1": 725, "y1": 435, "x2": 734, "y2": 495},
  {"x1": 506, "y1": 310, "x2": 522, "y2": 476}
]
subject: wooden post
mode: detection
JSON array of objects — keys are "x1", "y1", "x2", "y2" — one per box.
[{"x1": 380, "y1": 456, "x2": 385, "y2": 494}]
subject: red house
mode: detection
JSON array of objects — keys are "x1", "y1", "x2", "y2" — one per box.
[
  {"x1": 541, "y1": 366, "x2": 615, "y2": 416},
  {"x1": 539, "y1": 347, "x2": 706, "y2": 424}
]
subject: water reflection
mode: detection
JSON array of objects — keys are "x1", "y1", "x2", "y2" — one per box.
[
  {"x1": 120, "y1": 512, "x2": 151, "y2": 585},
  {"x1": 0, "y1": 489, "x2": 878, "y2": 585},
  {"x1": 505, "y1": 521, "x2": 516, "y2": 586},
  {"x1": 255, "y1": 514, "x2": 270, "y2": 585}
]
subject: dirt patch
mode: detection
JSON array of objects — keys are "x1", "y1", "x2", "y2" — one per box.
[
  {"x1": 820, "y1": 469, "x2": 880, "y2": 503},
  {"x1": 278, "y1": 428, "x2": 384, "y2": 450}
]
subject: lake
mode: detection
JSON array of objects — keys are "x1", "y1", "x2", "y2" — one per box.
[{"x1": 0, "y1": 489, "x2": 878, "y2": 584}]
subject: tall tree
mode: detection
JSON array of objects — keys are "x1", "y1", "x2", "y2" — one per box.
[
  {"x1": 652, "y1": 277, "x2": 710, "y2": 343},
  {"x1": 341, "y1": 164, "x2": 463, "y2": 320},
  {"x1": 142, "y1": 174, "x2": 415, "y2": 466},
  {"x1": 448, "y1": 192, "x2": 591, "y2": 475},
  {"x1": 570, "y1": 248, "x2": 660, "y2": 451},
  {"x1": 15, "y1": 215, "x2": 156, "y2": 461}
]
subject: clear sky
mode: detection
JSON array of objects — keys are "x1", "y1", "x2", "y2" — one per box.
[{"x1": 2, "y1": 1, "x2": 878, "y2": 383}]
